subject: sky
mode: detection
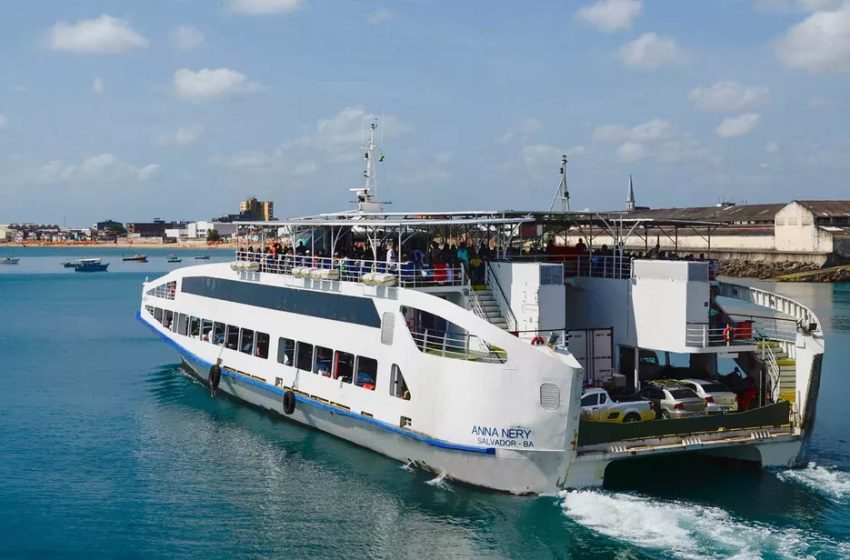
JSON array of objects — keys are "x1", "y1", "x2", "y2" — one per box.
[{"x1": 1, "y1": 0, "x2": 849, "y2": 226}]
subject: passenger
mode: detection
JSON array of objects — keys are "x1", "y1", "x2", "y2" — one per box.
[
  {"x1": 457, "y1": 242, "x2": 469, "y2": 265},
  {"x1": 469, "y1": 251, "x2": 484, "y2": 284},
  {"x1": 575, "y1": 238, "x2": 587, "y2": 254}
]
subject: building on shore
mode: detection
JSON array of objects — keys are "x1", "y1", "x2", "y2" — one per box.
[
  {"x1": 164, "y1": 221, "x2": 238, "y2": 241},
  {"x1": 239, "y1": 197, "x2": 274, "y2": 221},
  {"x1": 558, "y1": 200, "x2": 850, "y2": 266}
]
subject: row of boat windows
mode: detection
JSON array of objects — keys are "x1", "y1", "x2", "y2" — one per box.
[
  {"x1": 145, "y1": 305, "x2": 410, "y2": 399},
  {"x1": 148, "y1": 306, "x2": 270, "y2": 358},
  {"x1": 146, "y1": 281, "x2": 176, "y2": 300}
]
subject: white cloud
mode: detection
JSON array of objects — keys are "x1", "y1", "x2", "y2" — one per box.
[
  {"x1": 155, "y1": 124, "x2": 205, "y2": 147},
  {"x1": 35, "y1": 153, "x2": 160, "y2": 183},
  {"x1": 776, "y1": 4, "x2": 850, "y2": 73},
  {"x1": 618, "y1": 33, "x2": 690, "y2": 69},
  {"x1": 212, "y1": 150, "x2": 274, "y2": 170},
  {"x1": 171, "y1": 25, "x2": 205, "y2": 52},
  {"x1": 594, "y1": 119, "x2": 710, "y2": 163},
  {"x1": 765, "y1": 141, "x2": 780, "y2": 152},
  {"x1": 137, "y1": 164, "x2": 161, "y2": 181},
  {"x1": 689, "y1": 81, "x2": 770, "y2": 112},
  {"x1": 228, "y1": 0, "x2": 301, "y2": 15},
  {"x1": 798, "y1": 0, "x2": 849, "y2": 11},
  {"x1": 92, "y1": 77, "x2": 104, "y2": 94},
  {"x1": 48, "y1": 15, "x2": 148, "y2": 54},
  {"x1": 0, "y1": 114, "x2": 7, "y2": 129},
  {"x1": 367, "y1": 10, "x2": 392, "y2": 24},
  {"x1": 173, "y1": 68, "x2": 263, "y2": 101},
  {"x1": 520, "y1": 144, "x2": 586, "y2": 167},
  {"x1": 716, "y1": 113, "x2": 761, "y2": 138},
  {"x1": 593, "y1": 119, "x2": 675, "y2": 142},
  {"x1": 293, "y1": 107, "x2": 407, "y2": 159},
  {"x1": 576, "y1": 0, "x2": 642, "y2": 32}
]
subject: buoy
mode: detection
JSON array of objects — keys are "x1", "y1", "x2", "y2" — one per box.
[
  {"x1": 283, "y1": 390, "x2": 296, "y2": 415},
  {"x1": 531, "y1": 336, "x2": 545, "y2": 346}
]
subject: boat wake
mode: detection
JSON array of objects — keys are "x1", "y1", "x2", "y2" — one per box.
[
  {"x1": 777, "y1": 462, "x2": 850, "y2": 502},
  {"x1": 559, "y1": 490, "x2": 849, "y2": 560},
  {"x1": 425, "y1": 472, "x2": 453, "y2": 491}
]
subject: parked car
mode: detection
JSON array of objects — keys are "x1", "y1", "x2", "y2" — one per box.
[
  {"x1": 678, "y1": 378, "x2": 738, "y2": 414},
  {"x1": 580, "y1": 388, "x2": 656, "y2": 423},
  {"x1": 638, "y1": 381, "x2": 707, "y2": 419}
]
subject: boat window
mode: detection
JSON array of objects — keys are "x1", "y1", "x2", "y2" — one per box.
[
  {"x1": 177, "y1": 313, "x2": 189, "y2": 336},
  {"x1": 277, "y1": 338, "x2": 295, "y2": 365},
  {"x1": 581, "y1": 393, "x2": 599, "y2": 407},
  {"x1": 146, "y1": 280, "x2": 177, "y2": 300},
  {"x1": 182, "y1": 276, "x2": 381, "y2": 328},
  {"x1": 390, "y1": 364, "x2": 410, "y2": 400},
  {"x1": 239, "y1": 328, "x2": 255, "y2": 355},
  {"x1": 314, "y1": 346, "x2": 334, "y2": 376},
  {"x1": 213, "y1": 322, "x2": 225, "y2": 345},
  {"x1": 154, "y1": 307, "x2": 163, "y2": 322},
  {"x1": 255, "y1": 332, "x2": 269, "y2": 359},
  {"x1": 201, "y1": 319, "x2": 213, "y2": 342},
  {"x1": 190, "y1": 316, "x2": 200, "y2": 338},
  {"x1": 296, "y1": 342, "x2": 314, "y2": 371},
  {"x1": 163, "y1": 310, "x2": 174, "y2": 329},
  {"x1": 225, "y1": 324, "x2": 239, "y2": 349},
  {"x1": 145, "y1": 305, "x2": 155, "y2": 316},
  {"x1": 355, "y1": 357, "x2": 378, "y2": 390},
  {"x1": 334, "y1": 351, "x2": 354, "y2": 383},
  {"x1": 401, "y1": 306, "x2": 506, "y2": 363}
]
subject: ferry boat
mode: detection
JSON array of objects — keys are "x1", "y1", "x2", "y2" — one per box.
[
  {"x1": 123, "y1": 254, "x2": 148, "y2": 262},
  {"x1": 137, "y1": 123, "x2": 825, "y2": 494},
  {"x1": 72, "y1": 258, "x2": 109, "y2": 272}
]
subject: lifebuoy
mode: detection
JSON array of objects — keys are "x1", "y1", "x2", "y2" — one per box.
[
  {"x1": 722, "y1": 323, "x2": 734, "y2": 343},
  {"x1": 283, "y1": 390, "x2": 296, "y2": 415},
  {"x1": 531, "y1": 336, "x2": 545, "y2": 346}
]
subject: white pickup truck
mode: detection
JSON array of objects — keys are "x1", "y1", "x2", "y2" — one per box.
[{"x1": 580, "y1": 387, "x2": 656, "y2": 423}]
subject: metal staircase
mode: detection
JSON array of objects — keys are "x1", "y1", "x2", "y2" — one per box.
[
  {"x1": 757, "y1": 340, "x2": 796, "y2": 403},
  {"x1": 471, "y1": 287, "x2": 509, "y2": 330}
]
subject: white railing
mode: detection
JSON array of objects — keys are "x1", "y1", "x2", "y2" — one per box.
[
  {"x1": 409, "y1": 329, "x2": 506, "y2": 363},
  {"x1": 685, "y1": 323, "x2": 757, "y2": 347},
  {"x1": 564, "y1": 255, "x2": 632, "y2": 280},
  {"x1": 761, "y1": 343, "x2": 782, "y2": 403},
  {"x1": 718, "y1": 282, "x2": 822, "y2": 335},
  {"x1": 234, "y1": 250, "x2": 467, "y2": 288}
]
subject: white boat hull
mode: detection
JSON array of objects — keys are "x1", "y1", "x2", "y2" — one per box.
[{"x1": 179, "y1": 353, "x2": 570, "y2": 495}]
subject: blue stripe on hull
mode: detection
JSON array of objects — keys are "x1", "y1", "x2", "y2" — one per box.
[{"x1": 136, "y1": 311, "x2": 495, "y2": 455}]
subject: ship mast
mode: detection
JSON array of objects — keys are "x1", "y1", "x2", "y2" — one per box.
[
  {"x1": 548, "y1": 154, "x2": 570, "y2": 213},
  {"x1": 351, "y1": 119, "x2": 386, "y2": 213}
]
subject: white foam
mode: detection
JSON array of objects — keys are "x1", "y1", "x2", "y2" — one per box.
[
  {"x1": 560, "y1": 489, "x2": 848, "y2": 560},
  {"x1": 778, "y1": 462, "x2": 850, "y2": 501},
  {"x1": 425, "y1": 472, "x2": 453, "y2": 491}
]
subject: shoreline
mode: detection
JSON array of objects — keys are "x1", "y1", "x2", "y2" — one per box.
[{"x1": 1, "y1": 242, "x2": 234, "y2": 250}]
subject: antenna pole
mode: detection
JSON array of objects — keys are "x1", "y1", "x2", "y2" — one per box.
[{"x1": 548, "y1": 155, "x2": 570, "y2": 213}]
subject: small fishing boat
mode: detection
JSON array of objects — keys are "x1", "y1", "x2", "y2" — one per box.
[
  {"x1": 62, "y1": 261, "x2": 77, "y2": 268},
  {"x1": 123, "y1": 254, "x2": 148, "y2": 262},
  {"x1": 167, "y1": 255, "x2": 183, "y2": 263},
  {"x1": 72, "y1": 258, "x2": 109, "y2": 272},
  {"x1": 194, "y1": 255, "x2": 211, "y2": 260},
  {"x1": 0, "y1": 256, "x2": 20, "y2": 264}
]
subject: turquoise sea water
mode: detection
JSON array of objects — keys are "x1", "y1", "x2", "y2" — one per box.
[{"x1": 1, "y1": 247, "x2": 849, "y2": 559}]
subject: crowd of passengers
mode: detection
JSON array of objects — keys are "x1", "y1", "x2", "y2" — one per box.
[
  {"x1": 238, "y1": 237, "x2": 718, "y2": 284},
  {"x1": 241, "y1": 239, "x2": 495, "y2": 284}
]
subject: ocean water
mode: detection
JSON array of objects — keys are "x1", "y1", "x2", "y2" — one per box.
[{"x1": 1, "y1": 248, "x2": 849, "y2": 559}]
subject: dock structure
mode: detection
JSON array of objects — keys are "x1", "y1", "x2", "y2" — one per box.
[{"x1": 533, "y1": 200, "x2": 850, "y2": 267}]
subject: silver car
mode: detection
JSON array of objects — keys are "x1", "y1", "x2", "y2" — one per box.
[
  {"x1": 640, "y1": 382, "x2": 707, "y2": 419},
  {"x1": 679, "y1": 378, "x2": 738, "y2": 414}
]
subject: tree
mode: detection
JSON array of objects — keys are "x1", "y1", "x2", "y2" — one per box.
[{"x1": 207, "y1": 228, "x2": 222, "y2": 244}]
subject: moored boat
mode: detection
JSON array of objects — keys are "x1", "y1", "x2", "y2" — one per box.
[
  {"x1": 167, "y1": 255, "x2": 183, "y2": 263},
  {"x1": 123, "y1": 254, "x2": 148, "y2": 262},
  {"x1": 72, "y1": 258, "x2": 109, "y2": 272},
  {"x1": 194, "y1": 255, "x2": 211, "y2": 260},
  {"x1": 0, "y1": 256, "x2": 20, "y2": 265}
]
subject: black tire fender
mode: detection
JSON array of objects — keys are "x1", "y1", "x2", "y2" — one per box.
[{"x1": 283, "y1": 390, "x2": 296, "y2": 415}]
